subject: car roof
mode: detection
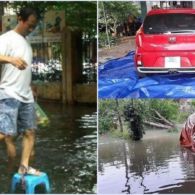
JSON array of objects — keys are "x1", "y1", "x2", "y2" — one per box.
[{"x1": 147, "y1": 8, "x2": 195, "y2": 15}]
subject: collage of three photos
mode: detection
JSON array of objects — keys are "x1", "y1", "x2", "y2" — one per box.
[
  {"x1": 1, "y1": 0, "x2": 195, "y2": 194},
  {"x1": 99, "y1": 0, "x2": 195, "y2": 194}
]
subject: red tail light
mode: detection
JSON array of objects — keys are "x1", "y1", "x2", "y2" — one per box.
[{"x1": 136, "y1": 54, "x2": 142, "y2": 66}]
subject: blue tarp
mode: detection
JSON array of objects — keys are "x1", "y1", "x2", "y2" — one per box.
[{"x1": 99, "y1": 51, "x2": 195, "y2": 98}]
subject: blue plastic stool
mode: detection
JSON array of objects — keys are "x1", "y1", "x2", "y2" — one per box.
[{"x1": 11, "y1": 172, "x2": 50, "y2": 194}]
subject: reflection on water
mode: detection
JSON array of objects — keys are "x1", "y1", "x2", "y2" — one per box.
[
  {"x1": 98, "y1": 130, "x2": 195, "y2": 194},
  {"x1": 0, "y1": 102, "x2": 97, "y2": 194}
]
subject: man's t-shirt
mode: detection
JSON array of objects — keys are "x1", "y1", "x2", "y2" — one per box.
[{"x1": 0, "y1": 30, "x2": 34, "y2": 103}]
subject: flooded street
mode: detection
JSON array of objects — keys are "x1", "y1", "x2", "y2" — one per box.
[
  {"x1": 0, "y1": 101, "x2": 97, "y2": 194},
  {"x1": 98, "y1": 130, "x2": 195, "y2": 194}
]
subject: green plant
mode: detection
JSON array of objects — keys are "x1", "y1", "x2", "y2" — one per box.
[
  {"x1": 149, "y1": 99, "x2": 179, "y2": 121},
  {"x1": 99, "y1": 32, "x2": 119, "y2": 48},
  {"x1": 111, "y1": 129, "x2": 130, "y2": 139},
  {"x1": 99, "y1": 99, "x2": 116, "y2": 134},
  {"x1": 7, "y1": 1, "x2": 97, "y2": 36}
]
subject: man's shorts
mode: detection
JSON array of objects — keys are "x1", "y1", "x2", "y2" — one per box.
[{"x1": 0, "y1": 98, "x2": 37, "y2": 136}]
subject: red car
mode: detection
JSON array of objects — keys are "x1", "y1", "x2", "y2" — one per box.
[{"x1": 135, "y1": 8, "x2": 195, "y2": 76}]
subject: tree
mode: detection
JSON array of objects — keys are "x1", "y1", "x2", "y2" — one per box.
[
  {"x1": 6, "y1": 1, "x2": 97, "y2": 36},
  {"x1": 115, "y1": 99, "x2": 123, "y2": 132},
  {"x1": 98, "y1": 2, "x2": 140, "y2": 47},
  {"x1": 99, "y1": 99, "x2": 117, "y2": 134},
  {"x1": 99, "y1": 2, "x2": 140, "y2": 31},
  {"x1": 99, "y1": 99, "x2": 187, "y2": 138}
]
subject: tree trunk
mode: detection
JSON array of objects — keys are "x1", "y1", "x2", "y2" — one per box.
[
  {"x1": 152, "y1": 109, "x2": 175, "y2": 127},
  {"x1": 113, "y1": 20, "x2": 117, "y2": 37},
  {"x1": 115, "y1": 99, "x2": 123, "y2": 132},
  {"x1": 144, "y1": 121, "x2": 172, "y2": 129},
  {"x1": 102, "y1": 2, "x2": 111, "y2": 48}
]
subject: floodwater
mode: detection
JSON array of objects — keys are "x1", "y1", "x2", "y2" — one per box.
[
  {"x1": 98, "y1": 130, "x2": 195, "y2": 194},
  {"x1": 0, "y1": 101, "x2": 97, "y2": 194}
]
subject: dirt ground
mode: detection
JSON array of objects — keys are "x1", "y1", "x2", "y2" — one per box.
[{"x1": 98, "y1": 36, "x2": 136, "y2": 64}]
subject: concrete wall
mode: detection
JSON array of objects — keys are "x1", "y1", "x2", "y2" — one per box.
[
  {"x1": 34, "y1": 82, "x2": 97, "y2": 104},
  {"x1": 34, "y1": 82, "x2": 62, "y2": 101},
  {"x1": 74, "y1": 83, "x2": 97, "y2": 104}
]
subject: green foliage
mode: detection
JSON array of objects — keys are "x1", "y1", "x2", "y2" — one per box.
[
  {"x1": 175, "y1": 111, "x2": 189, "y2": 123},
  {"x1": 99, "y1": 2, "x2": 140, "y2": 24},
  {"x1": 99, "y1": 32, "x2": 119, "y2": 48},
  {"x1": 191, "y1": 100, "x2": 195, "y2": 108},
  {"x1": 99, "y1": 2, "x2": 140, "y2": 48},
  {"x1": 148, "y1": 99, "x2": 179, "y2": 121},
  {"x1": 98, "y1": 99, "x2": 117, "y2": 134},
  {"x1": 6, "y1": 1, "x2": 97, "y2": 35},
  {"x1": 122, "y1": 99, "x2": 180, "y2": 126},
  {"x1": 111, "y1": 129, "x2": 130, "y2": 139},
  {"x1": 98, "y1": 99, "x2": 183, "y2": 137},
  {"x1": 99, "y1": 116, "x2": 113, "y2": 134}
]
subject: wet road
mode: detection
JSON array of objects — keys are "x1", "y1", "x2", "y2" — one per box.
[
  {"x1": 98, "y1": 130, "x2": 195, "y2": 194},
  {"x1": 0, "y1": 101, "x2": 97, "y2": 193}
]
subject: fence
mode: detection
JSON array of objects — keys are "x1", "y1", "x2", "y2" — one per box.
[{"x1": 31, "y1": 34, "x2": 97, "y2": 84}]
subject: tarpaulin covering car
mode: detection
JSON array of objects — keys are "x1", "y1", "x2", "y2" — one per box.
[{"x1": 98, "y1": 51, "x2": 195, "y2": 98}]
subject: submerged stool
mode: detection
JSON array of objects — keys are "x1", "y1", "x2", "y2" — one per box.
[{"x1": 11, "y1": 172, "x2": 50, "y2": 194}]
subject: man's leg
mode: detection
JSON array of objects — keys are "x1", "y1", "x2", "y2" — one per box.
[
  {"x1": 4, "y1": 136, "x2": 16, "y2": 159},
  {"x1": 18, "y1": 129, "x2": 40, "y2": 175},
  {"x1": 18, "y1": 102, "x2": 40, "y2": 175},
  {"x1": 0, "y1": 99, "x2": 19, "y2": 161},
  {"x1": 0, "y1": 133, "x2": 16, "y2": 160},
  {"x1": 20, "y1": 129, "x2": 35, "y2": 168},
  {"x1": 5, "y1": 136, "x2": 16, "y2": 173}
]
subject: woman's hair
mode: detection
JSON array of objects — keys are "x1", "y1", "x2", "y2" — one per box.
[{"x1": 17, "y1": 7, "x2": 40, "y2": 21}]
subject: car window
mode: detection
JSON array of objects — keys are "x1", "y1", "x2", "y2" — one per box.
[{"x1": 143, "y1": 13, "x2": 195, "y2": 34}]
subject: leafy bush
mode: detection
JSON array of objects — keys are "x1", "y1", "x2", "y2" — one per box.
[
  {"x1": 148, "y1": 99, "x2": 179, "y2": 121},
  {"x1": 98, "y1": 99, "x2": 116, "y2": 134},
  {"x1": 111, "y1": 129, "x2": 130, "y2": 139},
  {"x1": 99, "y1": 32, "x2": 119, "y2": 48},
  {"x1": 99, "y1": 99, "x2": 182, "y2": 136}
]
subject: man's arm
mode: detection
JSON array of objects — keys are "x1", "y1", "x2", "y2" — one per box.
[{"x1": 0, "y1": 55, "x2": 27, "y2": 70}]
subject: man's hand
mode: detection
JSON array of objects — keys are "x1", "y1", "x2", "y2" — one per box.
[{"x1": 9, "y1": 57, "x2": 27, "y2": 70}]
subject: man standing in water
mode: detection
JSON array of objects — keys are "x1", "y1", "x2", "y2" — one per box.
[{"x1": 0, "y1": 7, "x2": 40, "y2": 175}]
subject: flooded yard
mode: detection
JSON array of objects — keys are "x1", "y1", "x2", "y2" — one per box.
[
  {"x1": 98, "y1": 130, "x2": 195, "y2": 194},
  {"x1": 0, "y1": 101, "x2": 97, "y2": 194}
]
